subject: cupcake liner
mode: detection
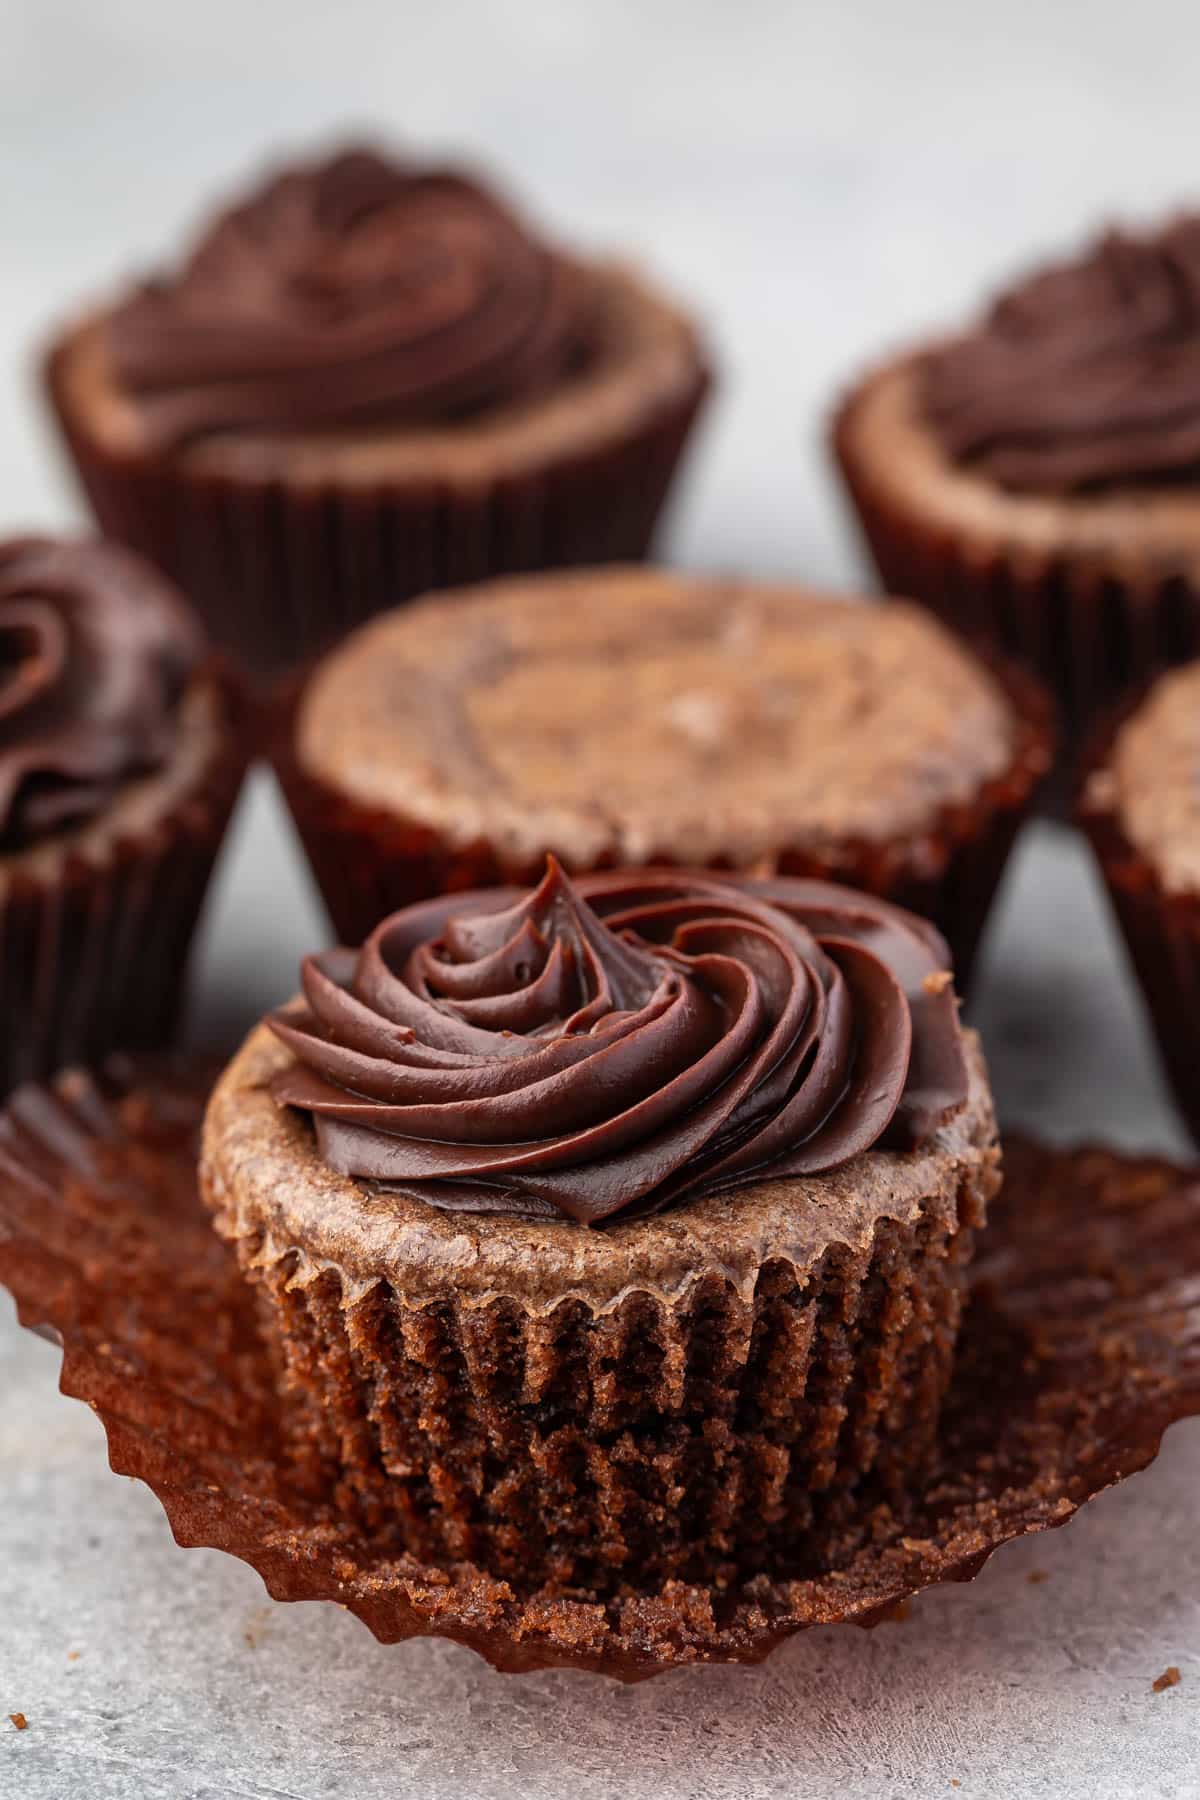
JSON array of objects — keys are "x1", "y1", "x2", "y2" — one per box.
[
  {"x1": 1079, "y1": 712, "x2": 1200, "y2": 1143},
  {"x1": 45, "y1": 338, "x2": 709, "y2": 683},
  {"x1": 0, "y1": 673, "x2": 246, "y2": 1094},
  {"x1": 205, "y1": 1167, "x2": 983, "y2": 1595},
  {"x1": 2, "y1": 1058, "x2": 1199, "y2": 1680},
  {"x1": 834, "y1": 384, "x2": 1200, "y2": 782},
  {"x1": 270, "y1": 659, "x2": 1051, "y2": 991}
]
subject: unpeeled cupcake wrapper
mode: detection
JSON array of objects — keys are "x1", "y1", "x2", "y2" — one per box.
[
  {"x1": 45, "y1": 329, "x2": 709, "y2": 684},
  {"x1": 2, "y1": 1057, "x2": 1199, "y2": 1679},
  {"x1": 0, "y1": 668, "x2": 246, "y2": 1093},
  {"x1": 1080, "y1": 705, "x2": 1200, "y2": 1143},
  {"x1": 834, "y1": 373, "x2": 1200, "y2": 777},
  {"x1": 270, "y1": 657, "x2": 1053, "y2": 992}
]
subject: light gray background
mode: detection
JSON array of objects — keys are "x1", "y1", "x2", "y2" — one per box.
[{"x1": 3, "y1": 3, "x2": 1200, "y2": 1795}]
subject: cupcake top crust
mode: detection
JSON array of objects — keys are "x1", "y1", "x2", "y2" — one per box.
[
  {"x1": 106, "y1": 144, "x2": 597, "y2": 451},
  {"x1": 922, "y1": 214, "x2": 1200, "y2": 495},
  {"x1": 1090, "y1": 661, "x2": 1200, "y2": 893},
  {"x1": 296, "y1": 568, "x2": 1017, "y2": 867},
  {"x1": 0, "y1": 536, "x2": 204, "y2": 851},
  {"x1": 266, "y1": 861, "x2": 969, "y2": 1225}
]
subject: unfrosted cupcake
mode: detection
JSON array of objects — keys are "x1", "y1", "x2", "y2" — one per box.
[
  {"x1": 0, "y1": 535, "x2": 245, "y2": 1089},
  {"x1": 45, "y1": 142, "x2": 710, "y2": 679},
  {"x1": 835, "y1": 211, "x2": 1200, "y2": 760},
  {"x1": 1081, "y1": 660, "x2": 1200, "y2": 1141},
  {"x1": 200, "y1": 862, "x2": 999, "y2": 1593},
  {"x1": 274, "y1": 566, "x2": 1051, "y2": 986}
]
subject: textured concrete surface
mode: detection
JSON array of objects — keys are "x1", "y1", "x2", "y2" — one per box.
[{"x1": 5, "y1": 2, "x2": 1200, "y2": 1793}]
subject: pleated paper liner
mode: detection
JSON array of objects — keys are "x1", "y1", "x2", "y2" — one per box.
[
  {"x1": 0, "y1": 670, "x2": 247, "y2": 1095},
  {"x1": 45, "y1": 332, "x2": 710, "y2": 685},
  {"x1": 203, "y1": 1027, "x2": 996, "y2": 1596},
  {"x1": 1080, "y1": 701, "x2": 1200, "y2": 1146},
  {"x1": 833, "y1": 378, "x2": 1200, "y2": 794},
  {"x1": 270, "y1": 657, "x2": 1053, "y2": 994},
  {"x1": 2, "y1": 1060, "x2": 1199, "y2": 1680}
]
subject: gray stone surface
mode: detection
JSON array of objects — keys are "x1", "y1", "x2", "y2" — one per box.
[{"x1": 5, "y1": 2, "x2": 1200, "y2": 1792}]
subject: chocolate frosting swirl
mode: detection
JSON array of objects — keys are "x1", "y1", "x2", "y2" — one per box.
[
  {"x1": 269, "y1": 863, "x2": 967, "y2": 1225},
  {"x1": 108, "y1": 145, "x2": 590, "y2": 449},
  {"x1": 0, "y1": 537, "x2": 203, "y2": 849},
  {"x1": 923, "y1": 214, "x2": 1200, "y2": 492}
]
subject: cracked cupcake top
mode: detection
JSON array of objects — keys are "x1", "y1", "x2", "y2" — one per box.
[{"x1": 296, "y1": 568, "x2": 1017, "y2": 867}]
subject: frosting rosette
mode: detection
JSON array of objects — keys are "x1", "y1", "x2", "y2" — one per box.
[
  {"x1": 269, "y1": 862, "x2": 968, "y2": 1224},
  {"x1": 108, "y1": 144, "x2": 591, "y2": 448},
  {"x1": 923, "y1": 213, "x2": 1200, "y2": 491},
  {"x1": 0, "y1": 536, "x2": 203, "y2": 849}
]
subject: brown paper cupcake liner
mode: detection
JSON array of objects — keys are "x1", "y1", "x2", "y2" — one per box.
[
  {"x1": 1079, "y1": 711, "x2": 1200, "y2": 1143},
  {"x1": 205, "y1": 1162, "x2": 983, "y2": 1596},
  {"x1": 46, "y1": 340, "x2": 709, "y2": 683},
  {"x1": 3, "y1": 1058, "x2": 1200, "y2": 1680},
  {"x1": 834, "y1": 386, "x2": 1200, "y2": 782},
  {"x1": 0, "y1": 674, "x2": 247, "y2": 1094},
  {"x1": 270, "y1": 658, "x2": 1051, "y2": 991}
]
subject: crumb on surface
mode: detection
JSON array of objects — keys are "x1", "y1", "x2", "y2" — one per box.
[
  {"x1": 66, "y1": 1651, "x2": 80, "y2": 1663},
  {"x1": 1027, "y1": 1569, "x2": 1049, "y2": 1584},
  {"x1": 242, "y1": 1605, "x2": 272, "y2": 1651},
  {"x1": 923, "y1": 969, "x2": 953, "y2": 995},
  {"x1": 1153, "y1": 1667, "x2": 1181, "y2": 1693},
  {"x1": 8, "y1": 1714, "x2": 26, "y2": 1731}
]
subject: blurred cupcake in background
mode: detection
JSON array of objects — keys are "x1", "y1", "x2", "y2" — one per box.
[
  {"x1": 0, "y1": 535, "x2": 245, "y2": 1090},
  {"x1": 272, "y1": 565, "x2": 1051, "y2": 987},
  {"x1": 45, "y1": 142, "x2": 711, "y2": 681},
  {"x1": 834, "y1": 212, "x2": 1200, "y2": 767},
  {"x1": 1081, "y1": 660, "x2": 1200, "y2": 1143}
]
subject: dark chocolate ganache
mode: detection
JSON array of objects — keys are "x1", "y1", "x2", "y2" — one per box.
[
  {"x1": 0, "y1": 537, "x2": 203, "y2": 850},
  {"x1": 108, "y1": 144, "x2": 592, "y2": 449},
  {"x1": 269, "y1": 862, "x2": 968, "y2": 1224},
  {"x1": 923, "y1": 213, "x2": 1200, "y2": 492}
]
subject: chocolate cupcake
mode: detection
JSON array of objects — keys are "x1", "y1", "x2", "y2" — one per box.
[
  {"x1": 1081, "y1": 660, "x2": 1200, "y2": 1141},
  {"x1": 0, "y1": 535, "x2": 245, "y2": 1090},
  {"x1": 200, "y1": 863, "x2": 999, "y2": 1595},
  {"x1": 274, "y1": 566, "x2": 1051, "y2": 987},
  {"x1": 45, "y1": 143, "x2": 710, "y2": 680},
  {"x1": 8, "y1": 1055, "x2": 1200, "y2": 1677},
  {"x1": 835, "y1": 212, "x2": 1200, "y2": 763}
]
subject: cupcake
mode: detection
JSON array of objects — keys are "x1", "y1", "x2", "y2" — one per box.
[
  {"x1": 0, "y1": 535, "x2": 245, "y2": 1090},
  {"x1": 45, "y1": 143, "x2": 710, "y2": 681},
  {"x1": 200, "y1": 862, "x2": 999, "y2": 1594},
  {"x1": 834, "y1": 212, "x2": 1200, "y2": 762},
  {"x1": 273, "y1": 566, "x2": 1051, "y2": 988},
  {"x1": 1081, "y1": 660, "x2": 1200, "y2": 1141}
]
